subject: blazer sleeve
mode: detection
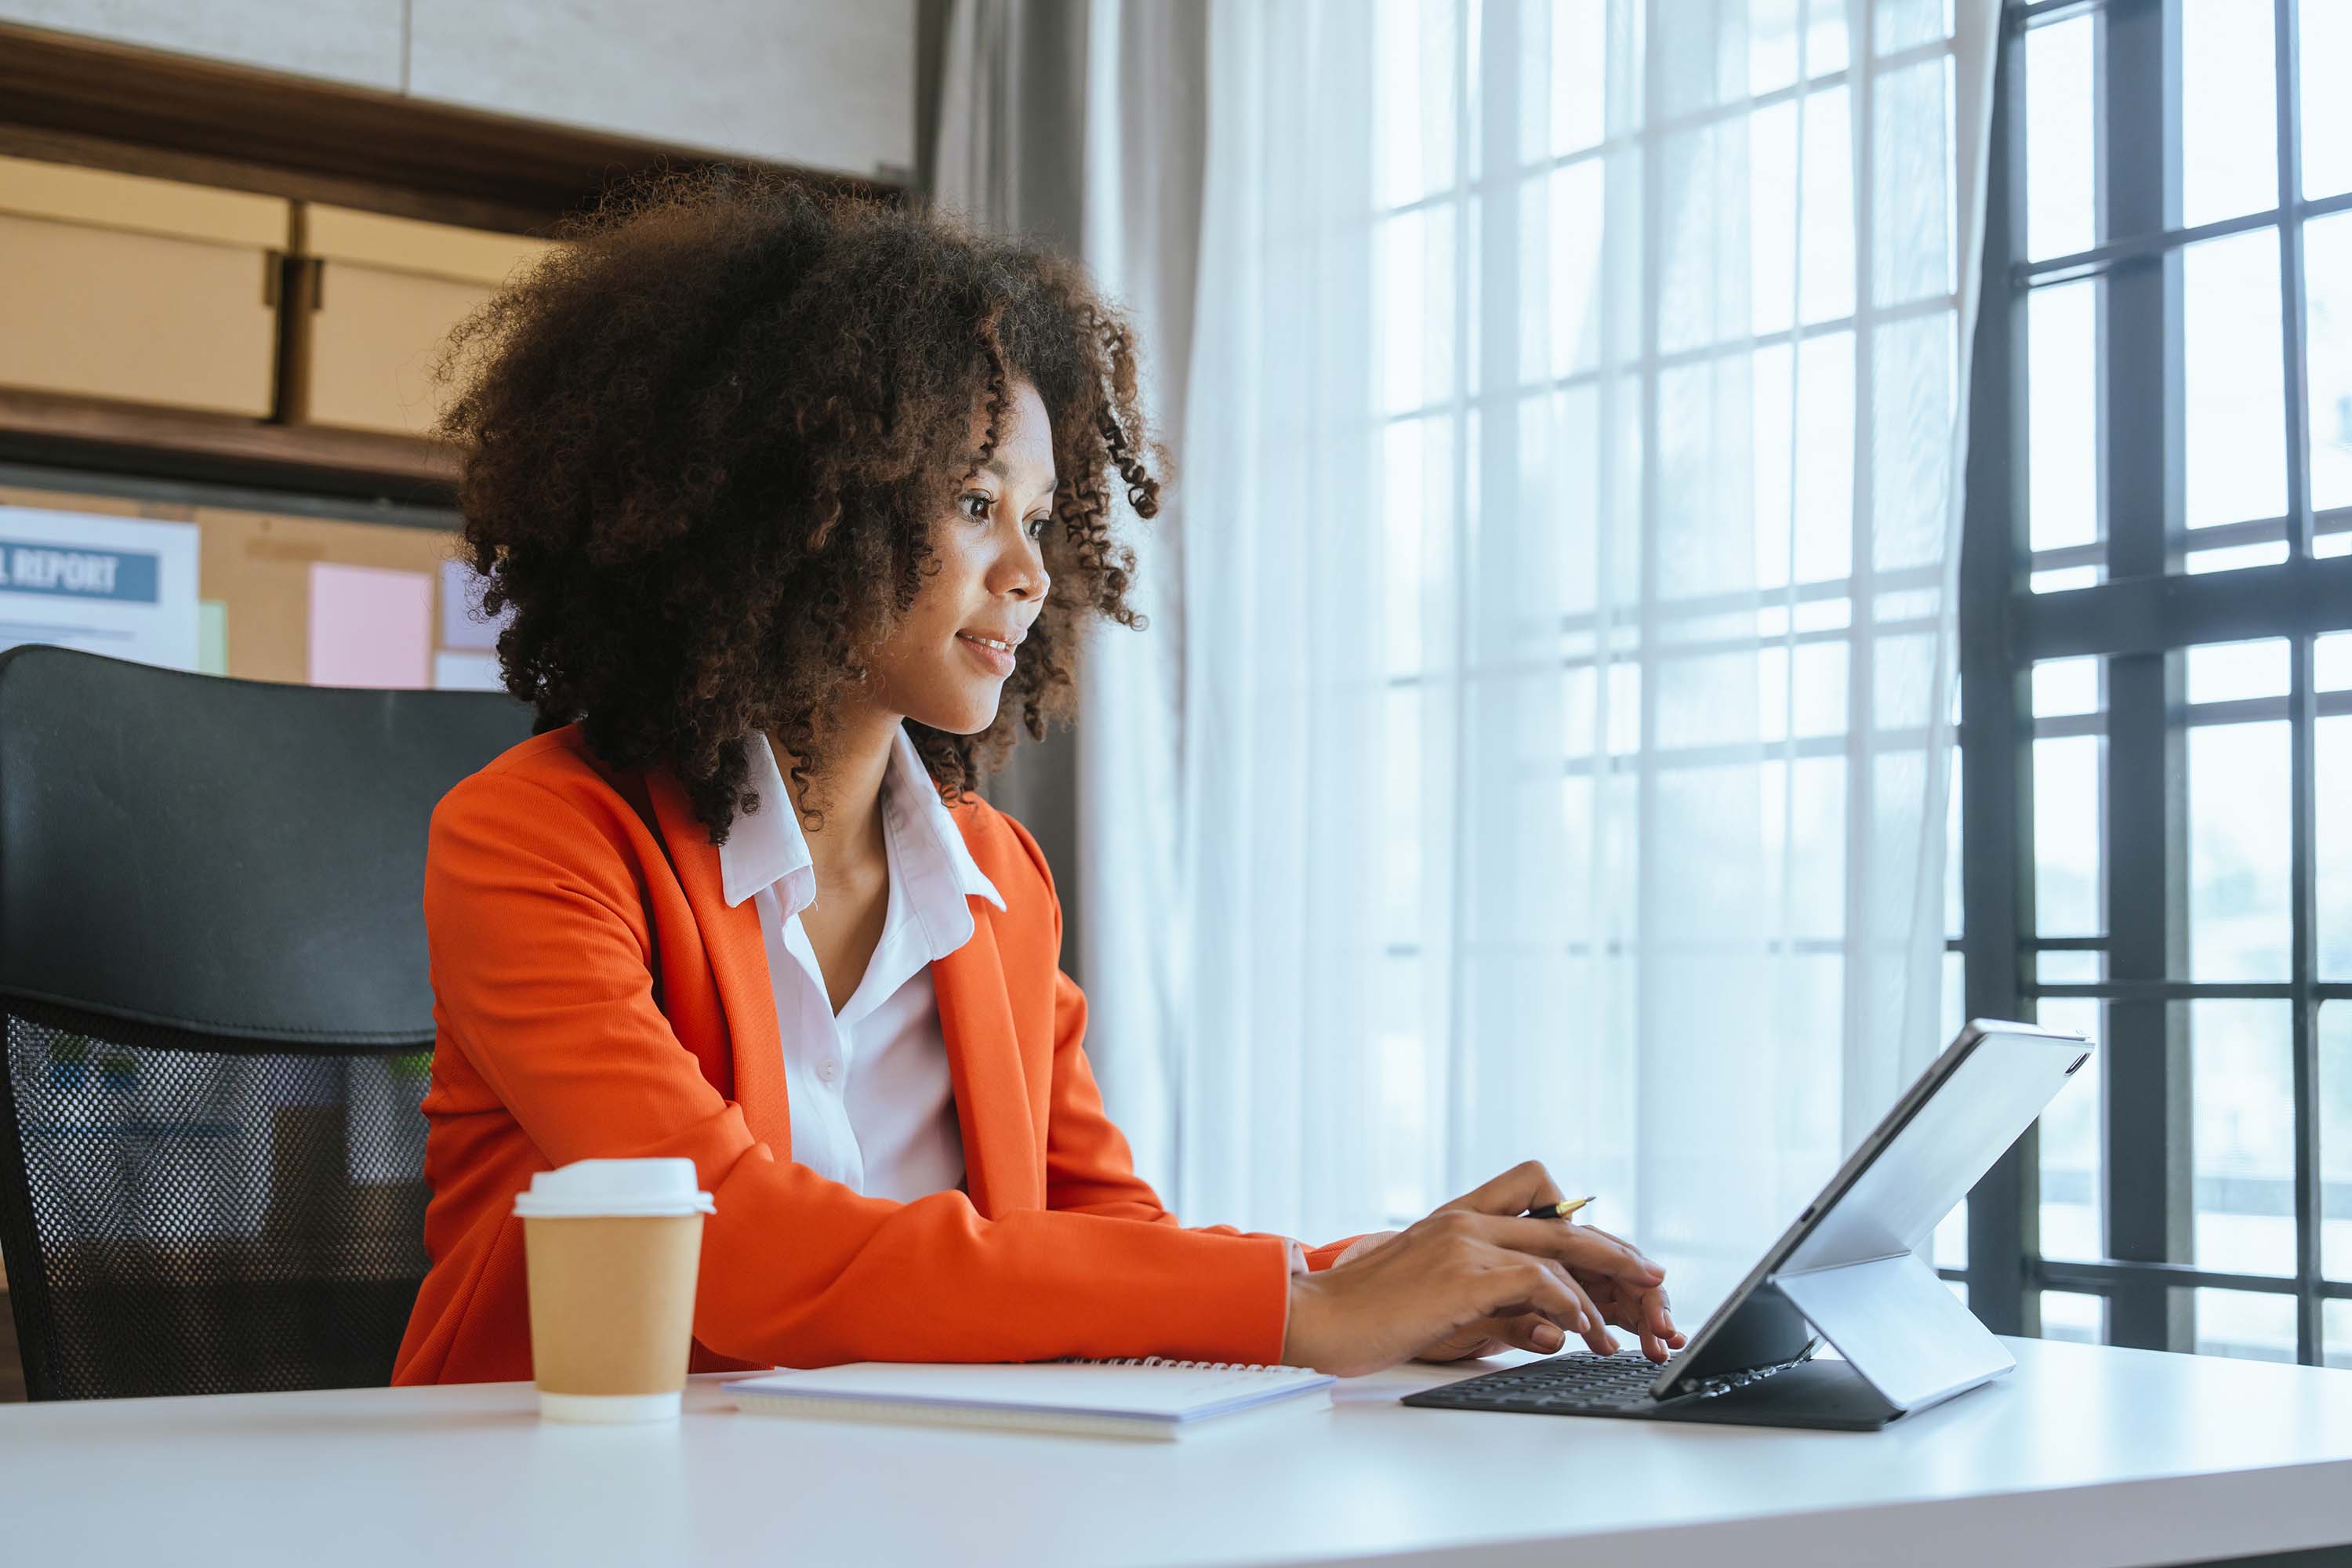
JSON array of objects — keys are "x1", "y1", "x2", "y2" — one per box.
[
  {"x1": 1000, "y1": 816, "x2": 1366, "y2": 1272},
  {"x1": 424, "y1": 770, "x2": 1297, "y2": 1368}
]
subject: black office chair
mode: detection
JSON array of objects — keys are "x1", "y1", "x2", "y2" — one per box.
[{"x1": 0, "y1": 644, "x2": 533, "y2": 1399}]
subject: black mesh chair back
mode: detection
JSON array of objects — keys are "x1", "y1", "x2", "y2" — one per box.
[{"x1": 0, "y1": 644, "x2": 532, "y2": 1399}]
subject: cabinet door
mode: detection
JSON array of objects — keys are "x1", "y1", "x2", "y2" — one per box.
[{"x1": 405, "y1": 0, "x2": 916, "y2": 176}]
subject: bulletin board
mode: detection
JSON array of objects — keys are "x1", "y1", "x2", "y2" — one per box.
[{"x1": 0, "y1": 481, "x2": 507, "y2": 691}]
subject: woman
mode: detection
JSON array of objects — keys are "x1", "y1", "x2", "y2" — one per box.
[{"x1": 392, "y1": 177, "x2": 1683, "y2": 1385}]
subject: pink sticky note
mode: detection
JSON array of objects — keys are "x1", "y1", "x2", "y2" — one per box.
[{"x1": 309, "y1": 563, "x2": 432, "y2": 688}]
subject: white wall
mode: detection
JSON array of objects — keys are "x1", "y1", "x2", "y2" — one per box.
[
  {"x1": 0, "y1": 0, "x2": 916, "y2": 179},
  {"x1": 408, "y1": 1, "x2": 914, "y2": 180},
  {"x1": 0, "y1": 0, "x2": 406, "y2": 91}
]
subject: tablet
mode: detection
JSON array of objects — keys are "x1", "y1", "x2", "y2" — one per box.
[{"x1": 1652, "y1": 1017, "x2": 2093, "y2": 1405}]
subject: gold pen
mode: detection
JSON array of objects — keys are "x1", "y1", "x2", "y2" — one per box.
[{"x1": 1521, "y1": 1195, "x2": 1594, "y2": 1221}]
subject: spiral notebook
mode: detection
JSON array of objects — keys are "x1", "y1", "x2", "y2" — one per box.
[{"x1": 729, "y1": 1357, "x2": 1338, "y2": 1441}]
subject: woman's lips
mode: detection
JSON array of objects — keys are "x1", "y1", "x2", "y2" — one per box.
[{"x1": 956, "y1": 631, "x2": 1016, "y2": 676}]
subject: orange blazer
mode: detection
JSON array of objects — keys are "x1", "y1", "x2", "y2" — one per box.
[{"x1": 393, "y1": 724, "x2": 1352, "y2": 1385}]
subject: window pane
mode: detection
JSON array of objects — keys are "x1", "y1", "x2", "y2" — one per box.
[
  {"x1": 2029, "y1": 281, "x2": 2100, "y2": 552},
  {"x1": 2324, "y1": 1002, "x2": 2350, "y2": 1282},
  {"x1": 1871, "y1": 56, "x2": 1955, "y2": 309},
  {"x1": 1652, "y1": 0, "x2": 1737, "y2": 118},
  {"x1": 1808, "y1": 0, "x2": 1848, "y2": 77},
  {"x1": 1377, "y1": 0, "x2": 1458, "y2": 208},
  {"x1": 1384, "y1": 685, "x2": 1423, "y2": 946},
  {"x1": 2189, "y1": 719, "x2": 2292, "y2": 980},
  {"x1": 2041, "y1": 1289, "x2": 2105, "y2": 1344},
  {"x1": 2180, "y1": 0, "x2": 2280, "y2": 228},
  {"x1": 2186, "y1": 539, "x2": 2290, "y2": 575},
  {"x1": 2038, "y1": 996, "x2": 2103, "y2": 1263},
  {"x1": 2323, "y1": 715, "x2": 2352, "y2": 980},
  {"x1": 2038, "y1": 949, "x2": 2101, "y2": 984},
  {"x1": 2032, "y1": 564, "x2": 2100, "y2": 593},
  {"x1": 2331, "y1": 1300, "x2": 2352, "y2": 1371},
  {"x1": 1752, "y1": 103, "x2": 1798, "y2": 339},
  {"x1": 2025, "y1": 13, "x2": 2096, "y2": 261},
  {"x1": 2190, "y1": 1287, "x2": 2297, "y2": 1364},
  {"x1": 2321, "y1": 632, "x2": 2352, "y2": 695},
  {"x1": 2186, "y1": 638, "x2": 2289, "y2": 705},
  {"x1": 1755, "y1": 342, "x2": 1794, "y2": 586},
  {"x1": 1875, "y1": 0, "x2": 1949, "y2": 56},
  {"x1": 1780, "y1": 647, "x2": 1849, "y2": 753},
  {"x1": 1793, "y1": 755, "x2": 1846, "y2": 936},
  {"x1": 1525, "y1": 164, "x2": 1608, "y2": 383},
  {"x1": 1554, "y1": 384, "x2": 1602, "y2": 618},
  {"x1": 2189, "y1": 1000, "x2": 2296, "y2": 1279},
  {"x1": 1933, "y1": 1196, "x2": 1967, "y2": 1271},
  {"x1": 2303, "y1": 0, "x2": 2352, "y2": 201},
  {"x1": 1383, "y1": 417, "x2": 1449, "y2": 677},
  {"x1": 1940, "y1": 948, "x2": 1965, "y2": 1040},
  {"x1": 1377, "y1": 950, "x2": 1434, "y2": 1226},
  {"x1": 1607, "y1": 659, "x2": 1640, "y2": 755},
  {"x1": 2186, "y1": 228, "x2": 2288, "y2": 529},
  {"x1": 1794, "y1": 332, "x2": 1855, "y2": 580},
  {"x1": 1659, "y1": 128, "x2": 1742, "y2": 354},
  {"x1": 1944, "y1": 753, "x2": 1963, "y2": 942},
  {"x1": 1528, "y1": 0, "x2": 1606, "y2": 158},
  {"x1": 2033, "y1": 655, "x2": 2100, "y2": 718},
  {"x1": 2034, "y1": 735, "x2": 2103, "y2": 936},
  {"x1": 2305, "y1": 210, "x2": 2352, "y2": 514},
  {"x1": 1378, "y1": 209, "x2": 1457, "y2": 417},
  {"x1": 1801, "y1": 85, "x2": 1857, "y2": 326}
]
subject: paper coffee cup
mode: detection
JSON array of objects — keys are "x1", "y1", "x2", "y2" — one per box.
[{"x1": 514, "y1": 1158, "x2": 716, "y2": 1424}]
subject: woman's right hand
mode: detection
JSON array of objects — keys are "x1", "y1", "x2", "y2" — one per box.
[{"x1": 1278, "y1": 1165, "x2": 1668, "y2": 1378}]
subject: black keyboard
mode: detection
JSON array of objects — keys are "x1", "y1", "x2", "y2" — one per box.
[
  {"x1": 1402, "y1": 1348, "x2": 1909, "y2": 1431},
  {"x1": 1401, "y1": 1350, "x2": 1693, "y2": 1416}
]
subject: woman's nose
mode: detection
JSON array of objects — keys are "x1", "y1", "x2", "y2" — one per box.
[{"x1": 1003, "y1": 535, "x2": 1049, "y2": 601}]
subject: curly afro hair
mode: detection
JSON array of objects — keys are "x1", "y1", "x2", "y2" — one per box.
[{"x1": 437, "y1": 171, "x2": 1163, "y2": 843}]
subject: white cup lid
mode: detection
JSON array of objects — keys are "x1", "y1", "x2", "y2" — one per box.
[{"x1": 513, "y1": 1158, "x2": 717, "y2": 1220}]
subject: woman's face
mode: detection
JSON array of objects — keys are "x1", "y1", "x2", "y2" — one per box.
[{"x1": 866, "y1": 377, "x2": 1055, "y2": 735}]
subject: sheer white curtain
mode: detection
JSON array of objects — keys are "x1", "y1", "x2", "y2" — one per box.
[{"x1": 1175, "y1": 0, "x2": 1997, "y2": 1307}]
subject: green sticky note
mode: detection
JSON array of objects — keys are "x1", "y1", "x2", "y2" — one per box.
[{"x1": 198, "y1": 600, "x2": 228, "y2": 677}]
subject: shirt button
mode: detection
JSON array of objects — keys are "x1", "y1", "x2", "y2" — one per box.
[{"x1": 819, "y1": 1062, "x2": 837, "y2": 1083}]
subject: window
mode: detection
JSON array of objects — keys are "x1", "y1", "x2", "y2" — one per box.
[
  {"x1": 1352, "y1": 0, "x2": 1969, "y2": 1293},
  {"x1": 1956, "y1": 0, "x2": 2352, "y2": 1367}
]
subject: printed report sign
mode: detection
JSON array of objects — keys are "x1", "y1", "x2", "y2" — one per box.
[{"x1": 0, "y1": 507, "x2": 199, "y2": 672}]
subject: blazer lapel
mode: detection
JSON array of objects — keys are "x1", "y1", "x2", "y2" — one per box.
[
  {"x1": 930, "y1": 908, "x2": 1042, "y2": 1216},
  {"x1": 646, "y1": 770, "x2": 792, "y2": 1155}
]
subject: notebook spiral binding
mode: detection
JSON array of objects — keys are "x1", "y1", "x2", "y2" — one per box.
[{"x1": 1084, "y1": 1356, "x2": 1279, "y2": 1373}]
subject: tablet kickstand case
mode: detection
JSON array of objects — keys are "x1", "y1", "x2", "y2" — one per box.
[{"x1": 1406, "y1": 1249, "x2": 2014, "y2": 1432}]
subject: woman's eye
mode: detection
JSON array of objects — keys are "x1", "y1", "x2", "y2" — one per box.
[
  {"x1": 1025, "y1": 516, "x2": 1048, "y2": 541},
  {"x1": 960, "y1": 492, "x2": 992, "y2": 522}
]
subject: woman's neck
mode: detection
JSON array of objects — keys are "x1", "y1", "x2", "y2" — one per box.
[{"x1": 767, "y1": 707, "x2": 901, "y2": 884}]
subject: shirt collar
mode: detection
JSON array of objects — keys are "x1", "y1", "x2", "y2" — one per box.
[
  {"x1": 717, "y1": 727, "x2": 1005, "y2": 924},
  {"x1": 717, "y1": 732, "x2": 813, "y2": 912},
  {"x1": 881, "y1": 723, "x2": 1007, "y2": 917}
]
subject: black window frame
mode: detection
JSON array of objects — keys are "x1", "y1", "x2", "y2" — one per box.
[{"x1": 1956, "y1": 0, "x2": 2352, "y2": 1364}]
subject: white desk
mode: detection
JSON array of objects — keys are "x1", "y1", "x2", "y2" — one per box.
[{"x1": 3, "y1": 1338, "x2": 2348, "y2": 1567}]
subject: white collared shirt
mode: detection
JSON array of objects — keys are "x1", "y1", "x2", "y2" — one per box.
[{"x1": 718, "y1": 724, "x2": 1005, "y2": 1202}]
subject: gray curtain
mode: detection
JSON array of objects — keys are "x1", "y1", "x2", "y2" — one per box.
[{"x1": 929, "y1": 0, "x2": 1207, "y2": 1191}]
